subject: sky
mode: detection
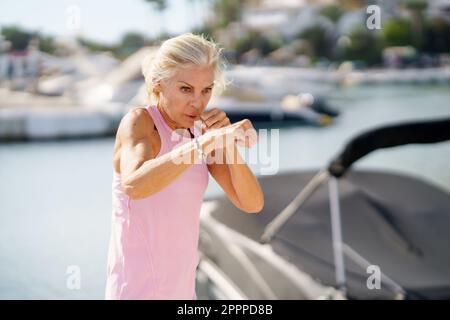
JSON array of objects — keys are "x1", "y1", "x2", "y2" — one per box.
[{"x1": 0, "y1": 0, "x2": 209, "y2": 44}]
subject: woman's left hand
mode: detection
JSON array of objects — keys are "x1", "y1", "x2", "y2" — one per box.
[
  {"x1": 200, "y1": 108, "x2": 231, "y2": 132},
  {"x1": 199, "y1": 108, "x2": 258, "y2": 149}
]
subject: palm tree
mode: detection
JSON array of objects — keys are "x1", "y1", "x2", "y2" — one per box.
[
  {"x1": 211, "y1": 0, "x2": 243, "y2": 29},
  {"x1": 144, "y1": 0, "x2": 167, "y2": 10},
  {"x1": 402, "y1": 0, "x2": 428, "y2": 49}
]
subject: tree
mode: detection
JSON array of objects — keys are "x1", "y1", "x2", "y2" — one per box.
[
  {"x1": 191, "y1": 24, "x2": 216, "y2": 41},
  {"x1": 382, "y1": 19, "x2": 414, "y2": 48},
  {"x1": 1, "y1": 26, "x2": 32, "y2": 51},
  {"x1": 38, "y1": 35, "x2": 56, "y2": 54},
  {"x1": 1, "y1": 26, "x2": 56, "y2": 53},
  {"x1": 77, "y1": 37, "x2": 116, "y2": 53},
  {"x1": 233, "y1": 30, "x2": 282, "y2": 58},
  {"x1": 116, "y1": 32, "x2": 147, "y2": 57},
  {"x1": 320, "y1": 4, "x2": 344, "y2": 23},
  {"x1": 121, "y1": 32, "x2": 146, "y2": 49},
  {"x1": 297, "y1": 24, "x2": 332, "y2": 59},
  {"x1": 211, "y1": 0, "x2": 242, "y2": 28},
  {"x1": 402, "y1": 0, "x2": 428, "y2": 49},
  {"x1": 337, "y1": 0, "x2": 368, "y2": 10},
  {"x1": 144, "y1": 0, "x2": 167, "y2": 10},
  {"x1": 340, "y1": 27, "x2": 382, "y2": 66},
  {"x1": 423, "y1": 18, "x2": 450, "y2": 54}
]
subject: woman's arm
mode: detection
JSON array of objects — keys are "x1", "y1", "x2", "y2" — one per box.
[
  {"x1": 119, "y1": 108, "x2": 214, "y2": 200},
  {"x1": 208, "y1": 143, "x2": 264, "y2": 213},
  {"x1": 204, "y1": 115, "x2": 264, "y2": 214},
  {"x1": 200, "y1": 109, "x2": 264, "y2": 213}
]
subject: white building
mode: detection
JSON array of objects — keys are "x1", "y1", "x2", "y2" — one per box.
[
  {"x1": 241, "y1": 0, "x2": 337, "y2": 38},
  {"x1": 428, "y1": 0, "x2": 450, "y2": 21}
]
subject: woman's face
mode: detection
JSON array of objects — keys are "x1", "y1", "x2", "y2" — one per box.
[{"x1": 156, "y1": 64, "x2": 215, "y2": 129}]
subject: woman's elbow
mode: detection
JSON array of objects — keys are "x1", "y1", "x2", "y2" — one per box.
[
  {"x1": 122, "y1": 180, "x2": 160, "y2": 200},
  {"x1": 122, "y1": 180, "x2": 145, "y2": 200},
  {"x1": 241, "y1": 197, "x2": 264, "y2": 214},
  {"x1": 122, "y1": 183, "x2": 138, "y2": 200}
]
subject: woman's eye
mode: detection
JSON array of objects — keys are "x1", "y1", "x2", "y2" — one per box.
[
  {"x1": 203, "y1": 88, "x2": 212, "y2": 94},
  {"x1": 181, "y1": 87, "x2": 191, "y2": 93}
]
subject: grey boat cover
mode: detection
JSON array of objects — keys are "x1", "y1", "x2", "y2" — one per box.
[{"x1": 207, "y1": 170, "x2": 450, "y2": 299}]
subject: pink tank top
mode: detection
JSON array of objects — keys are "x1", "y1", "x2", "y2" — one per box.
[{"x1": 105, "y1": 105, "x2": 209, "y2": 299}]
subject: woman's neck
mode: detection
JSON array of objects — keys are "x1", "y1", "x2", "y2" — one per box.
[
  {"x1": 157, "y1": 103, "x2": 183, "y2": 131},
  {"x1": 157, "y1": 103, "x2": 193, "y2": 138}
]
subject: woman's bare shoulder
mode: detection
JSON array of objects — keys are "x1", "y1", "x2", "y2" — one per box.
[
  {"x1": 118, "y1": 107, "x2": 155, "y2": 143},
  {"x1": 113, "y1": 107, "x2": 157, "y2": 174}
]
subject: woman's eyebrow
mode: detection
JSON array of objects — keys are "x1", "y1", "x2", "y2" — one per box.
[{"x1": 178, "y1": 81, "x2": 214, "y2": 88}]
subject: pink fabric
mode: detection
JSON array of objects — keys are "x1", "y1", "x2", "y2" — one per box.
[{"x1": 105, "y1": 105, "x2": 209, "y2": 299}]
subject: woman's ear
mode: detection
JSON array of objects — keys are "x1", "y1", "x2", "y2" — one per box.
[
  {"x1": 153, "y1": 82, "x2": 162, "y2": 98},
  {"x1": 153, "y1": 80, "x2": 161, "y2": 92}
]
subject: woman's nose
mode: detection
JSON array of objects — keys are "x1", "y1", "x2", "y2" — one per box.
[{"x1": 189, "y1": 95, "x2": 203, "y2": 110}]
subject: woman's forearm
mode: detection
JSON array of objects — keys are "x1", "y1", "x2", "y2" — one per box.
[
  {"x1": 123, "y1": 135, "x2": 214, "y2": 199},
  {"x1": 225, "y1": 144, "x2": 264, "y2": 213}
]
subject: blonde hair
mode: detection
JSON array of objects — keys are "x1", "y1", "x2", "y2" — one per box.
[{"x1": 141, "y1": 33, "x2": 228, "y2": 104}]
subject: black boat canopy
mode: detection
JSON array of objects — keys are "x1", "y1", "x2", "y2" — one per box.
[{"x1": 328, "y1": 118, "x2": 450, "y2": 178}]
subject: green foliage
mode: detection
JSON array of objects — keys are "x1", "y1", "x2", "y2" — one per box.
[
  {"x1": 423, "y1": 18, "x2": 450, "y2": 53},
  {"x1": 297, "y1": 24, "x2": 331, "y2": 58},
  {"x1": 191, "y1": 24, "x2": 216, "y2": 42},
  {"x1": 76, "y1": 37, "x2": 116, "y2": 53},
  {"x1": 402, "y1": 0, "x2": 428, "y2": 11},
  {"x1": 382, "y1": 19, "x2": 414, "y2": 47},
  {"x1": 118, "y1": 32, "x2": 147, "y2": 56},
  {"x1": 338, "y1": 0, "x2": 368, "y2": 10},
  {"x1": 121, "y1": 32, "x2": 146, "y2": 48},
  {"x1": 1, "y1": 26, "x2": 32, "y2": 51},
  {"x1": 340, "y1": 27, "x2": 382, "y2": 65},
  {"x1": 212, "y1": 0, "x2": 242, "y2": 28},
  {"x1": 37, "y1": 35, "x2": 55, "y2": 54},
  {"x1": 320, "y1": 4, "x2": 344, "y2": 23},
  {"x1": 1, "y1": 26, "x2": 56, "y2": 53},
  {"x1": 143, "y1": 0, "x2": 167, "y2": 11},
  {"x1": 233, "y1": 30, "x2": 283, "y2": 57}
]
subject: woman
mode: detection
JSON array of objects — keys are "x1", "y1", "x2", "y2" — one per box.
[{"x1": 105, "y1": 33, "x2": 264, "y2": 300}]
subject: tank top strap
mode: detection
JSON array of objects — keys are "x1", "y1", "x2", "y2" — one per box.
[
  {"x1": 147, "y1": 104, "x2": 199, "y2": 140},
  {"x1": 146, "y1": 105, "x2": 166, "y2": 135},
  {"x1": 145, "y1": 104, "x2": 170, "y2": 157},
  {"x1": 145, "y1": 104, "x2": 196, "y2": 156}
]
